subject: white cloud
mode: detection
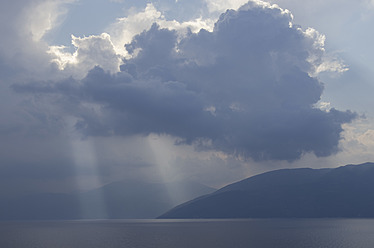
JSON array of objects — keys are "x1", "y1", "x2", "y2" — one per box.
[
  {"x1": 49, "y1": 3, "x2": 215, "y2": 78},
  {"x1": 205, "y1": 0, "x2": 250, "y2": 12},
  {"x1": 48, "y1": 45, "x2": 78, "y2": 70},
  {"x1": 304, "y1": 28, "x2": 348, "y2": 75},
  {"x1": 49, "y1": 0, "x2": 349, "y2": 81},
  {"x1": 49, "y1": 33, "x2": 121, "y2": 78},
  {"x1": 107, "y1": 3, "x2": 165, "y2": 56},
  {"x1": 358, "y1": 129, "x2": 374, "y2": 147},
  {"x1": 314, "y1": 101, "x2": 332, "y2": 112},
  {"x1": 0, "y1": 0, "x2": 83, "y2": 84},
  {"x1": 107, "y1": 3, "x2": 214, "y2": 57},
  {"x1": 25, "y1": 0, "x2": 76, "y2": 42},
  {"x1": 222, "y1": 1, "x2": 347, "y2": 76},
  {"x1": 205, "y1": 0, "x2": 292, "y2": 16},
  {"x1": 267, "y1": 0, "x2": 374, "y2": 34},
  {"x1": 335, "y1": 120, "x2": 374, "y2": 164}
]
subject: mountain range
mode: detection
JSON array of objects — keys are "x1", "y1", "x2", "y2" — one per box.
[
  {"x1": 0, "y1": 180, "x2": 215, "y2": 220},
  {"x1": 159, "y1": 162, "x2": 374, "y2": 218},
  {"x1": 3, "y1": 162, "x2": 374, "y2": 220}
]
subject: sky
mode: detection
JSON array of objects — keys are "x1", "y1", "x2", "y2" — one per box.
[{"x1": 0, "y1": 0, "x2": 374, "y2": 196}]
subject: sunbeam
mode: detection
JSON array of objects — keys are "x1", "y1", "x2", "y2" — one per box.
[
  {"x1": 68, "y1": 118, "x2": 108, "y2": 219},
  {"x1": 147, "y1": 134, "x2": 189, "y2": 206}
]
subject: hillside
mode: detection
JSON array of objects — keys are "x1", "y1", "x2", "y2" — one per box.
[{"x1": 159, "y1": 162, "x2": 374, "y2": 218}]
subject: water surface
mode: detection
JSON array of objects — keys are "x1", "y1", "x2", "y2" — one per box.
[{"x1": 1, "y1": 219, "x2": 374, "y2": 248}]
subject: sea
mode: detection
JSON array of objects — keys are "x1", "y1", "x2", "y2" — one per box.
[{"x1": 1, "y1": 219, "x2": 374, "y2": 248}]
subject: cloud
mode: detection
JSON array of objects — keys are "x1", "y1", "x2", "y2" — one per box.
[
  {"x1": 48, "y1": 33, "x2": 122, "y2": 78},
  {"x1": 0, "y1": 0, "x2": 77, "y2": 83},
  {"x1": 48, "y1": 3, "x2": 214, "y2": 78},
  {"x1": 15, "y1": 1, "x2": 357, "y2": 162},
  {"x1": 205, "y1": 0, "x2": 251, "y2": 13},
  {"x1": 339, "y1": 120, "x2": 374, "y2": 161},
  {"x1": 303, "y1": 28, "x2": 348, "y2": 75},
  {"x1": 0, "y1": 0, "x2": 77, "y2": 144},
  {"x1": 25, "y1": 0, "x2": 76, "y2": 42}
]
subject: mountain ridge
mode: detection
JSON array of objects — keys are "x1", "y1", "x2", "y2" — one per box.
[{"x1": 159, "y1": 162, "x2": 374, "y2": 219}]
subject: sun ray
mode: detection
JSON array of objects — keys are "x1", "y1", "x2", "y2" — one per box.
[
  {"x1": 146, "y1": 134, "x2": 189, "y2": 206},
  {"x1": 67, "y1": 118, "x2": 108, "y2": 219}
]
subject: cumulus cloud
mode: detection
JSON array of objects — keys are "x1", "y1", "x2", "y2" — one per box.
[
  {"x1": 0, "y1": 0, "x2": 77, "y2": 83},
  {"x1": 303, "y1": 28, "x2": 348, "y2": 75},
  {"x1": 15, "y1": 1, "x2": 357, "y2": 161},
  {"x1": 25, "y1": 0, "x2": 76, "y2": 42},
  {"x1": 49, "y1": 33, "x2": 122, "y2": 78},
  {"x1": 108, "y1": 3, "x2": 214, "y2": 54},
  {"x1": 48, "y1": 3, "x2": 214, "y2": 78},
  {"x1": 205, "y1": 0, "x2": 250, "y2": 13}
]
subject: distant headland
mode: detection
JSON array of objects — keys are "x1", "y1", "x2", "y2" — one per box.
[{"x1": 159, "y1": 162, "x2": 374, "y2": 219}]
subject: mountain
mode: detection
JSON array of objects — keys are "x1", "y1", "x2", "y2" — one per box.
[
  {"x1": 0, "y1": 180, "x2": 215, "y2": 220},
  {"x1": 79, "y1": 180, "x2": 216, "y2": 219},
  {"x1": 159, "y1": 162, "x2": 374, "y2": 219}
]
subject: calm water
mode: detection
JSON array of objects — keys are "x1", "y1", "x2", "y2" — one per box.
[{"x1": 1, "y1": 219, "x2": 374, "y2": 248}]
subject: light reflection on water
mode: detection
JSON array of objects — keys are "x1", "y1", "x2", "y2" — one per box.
[{"x1": 1, "y1": 219, "x2": 374, "y2": 248}]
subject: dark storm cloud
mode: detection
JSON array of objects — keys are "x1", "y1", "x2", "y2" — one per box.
[{"x1": 15, "y1": 2, "x2": 357, "y2": 161}]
